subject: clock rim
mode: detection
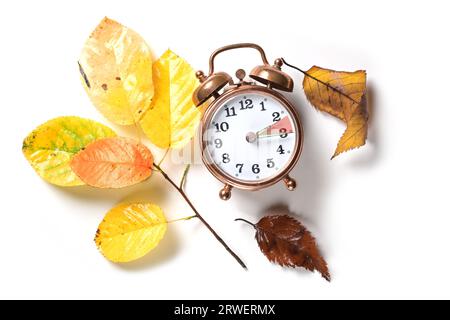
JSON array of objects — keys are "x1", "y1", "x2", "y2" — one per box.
[{"x1": 200, "y1": 85, "x2": 304, "y2": 191}]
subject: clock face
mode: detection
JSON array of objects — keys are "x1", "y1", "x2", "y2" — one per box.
[{"x1": 203, "y1": 91, "x2": 300, "y2": 185}]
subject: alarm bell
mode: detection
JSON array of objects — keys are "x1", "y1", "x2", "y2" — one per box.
[
  {"x1": 249, "y1": 59, "x2": 294, "y2": 92},
  {"x1": 193, "y1": 71, "x2": 232, "y2": 107},
  {"x1": 192, "y1": 43, "x2": 294, "y2": 107}
]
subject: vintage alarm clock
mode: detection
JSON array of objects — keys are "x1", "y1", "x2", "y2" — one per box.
[{"x1": 192, "y1": 43, "x2": 303, "y2": 200}]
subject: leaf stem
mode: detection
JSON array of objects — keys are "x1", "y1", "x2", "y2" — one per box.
[
  {"x1": 235, "y1": 218, "x2": 256, "y2": 228},
  {"x1": 134, "y1": 122, "x2": 143, "y2": 143},
  {"x1": 157, "y1": 148, "x2": 170, "y2": 167},
  {"x1": 179, "y1": 164, "x2": 191, "y2": 190},
  {"x1": 281, "y1": 58, "x2": 359, "y2": 105},
  {"x1": 154, "y1": 163, "x2": 247, "y2": 270},
  {"x1": 167, "y1": 215, "x2": 197, "y2": 224}
]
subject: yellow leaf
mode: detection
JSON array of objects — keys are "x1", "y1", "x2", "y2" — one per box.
[
  {"x1": 22, "y1": 116, "x2": 116, "y2": 186},
  {"x1": 79, "y1": 17, "x2": 154, "y2": 125},
  {"x1": 71, "y1": 137, "x2": 153, "y2": 188},
  {"x1": 302, "y1": 66, "x2": 367, "y2": 158},
  {"x1": 140, "y1": 49, "x2": 201, "y2": 148},
  {"x1": 95, "y1": 203, "x2": 167, "y2": 262},
  {"x1": 335, "y1": 105, "x2": 368, "y2": 158}
]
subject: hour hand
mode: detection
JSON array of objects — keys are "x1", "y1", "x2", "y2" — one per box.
[
  {"x1": 245, "y1": 116, "x2": 293, "y2": 144},
  {"x1": 256, "y1": 116, "x2": 293, "y2": 139}
]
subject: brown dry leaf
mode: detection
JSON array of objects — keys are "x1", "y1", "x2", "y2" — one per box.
[
  {"x1": 250, "y1": 215, "x2": 330, "y2": 281},
  {"x1": 302, "y1": 66, "x2": 367, "y2": 158}
]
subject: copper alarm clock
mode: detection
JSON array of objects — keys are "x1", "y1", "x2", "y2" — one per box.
[{"x1": 192, "y1": 43, "x2": 303, "y2": 200}]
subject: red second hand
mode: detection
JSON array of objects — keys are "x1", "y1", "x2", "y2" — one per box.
[{"x1": 257, "y1": 116, "x2": 293, "y2": 137}]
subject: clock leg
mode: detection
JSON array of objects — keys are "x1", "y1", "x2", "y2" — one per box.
[
  {"x1": 283, "y1": 175, "x2": 297, "y2": 191},
  {"x1": 219, "y1": 184, "x2": 232, "y2": 200}
]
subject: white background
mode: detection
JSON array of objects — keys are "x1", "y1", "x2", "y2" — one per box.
[{"x1": 1, "y1": 0, "x2": 449, "y2": 300}]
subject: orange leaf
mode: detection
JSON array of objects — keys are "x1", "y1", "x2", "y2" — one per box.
[
  {"x1": 302, "y1": 66, "x2": 367, "y2": 158},
  {"x1": 70, "y1": 137, "x2": 153, "y2": 188}
]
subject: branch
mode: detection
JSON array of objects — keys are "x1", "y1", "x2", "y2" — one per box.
[{"x1": 154, "y1": 163, "x2": 247, "y2": 270}]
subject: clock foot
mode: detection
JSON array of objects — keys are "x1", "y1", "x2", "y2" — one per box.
[
  {"x1": 283, "y1": 176, "x2": 297, "y2": 191},
  {"x1": 219, "y1": 184, "x2": 232, "y2": 200}
]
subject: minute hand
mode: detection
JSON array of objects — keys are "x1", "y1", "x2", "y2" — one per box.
[{"x1": 256, "y1": 115, "x2": 294, "y2": 138}]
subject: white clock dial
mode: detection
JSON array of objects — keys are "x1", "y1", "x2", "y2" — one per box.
[{"x1": 204, "y1": 92, "x2": 298, "y2": 183}]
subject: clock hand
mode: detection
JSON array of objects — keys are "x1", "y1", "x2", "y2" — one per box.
[
  {"x1": 256, "y1": 115, "x2": 293, "y2": 138},
  {"x1": 245, "y1": 115, "x2": 293, "y2": 144},
  {"x1": 257, "y1": 131, "x2": 294, "y2": 139}
]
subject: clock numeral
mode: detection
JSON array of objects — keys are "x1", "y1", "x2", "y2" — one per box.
[
  {"x1": 225, "y1": 106, "x2": 237, "y2": 117},
  {"x1": 252, "y1": 164, "x2": 260, "y2": 174},
  {"x1": 260, "y1": 101, "x2": 266, "y2": 111},
  {"x1": 214, "y1": 122, "x2": 229, "y2": 132},
  {"x1": 277, "y1": 145, "x2": 285, "y2": 154},
  {"x1": 222, "y1": 153, "x2": 230, "y2": 164},
  {"x1": 272, "y1": 112, "x2": 281, "y2": 122},
  {"x1": 214, "y1": 138, "x2": 223, "y2": 148},
  {"x1": 267, "y1": 158, "x2": 275, "y2": 168},
  {"x1": 236, "y1": 163, "x2": 243, "y2": 173},
  {"x1": 239, "y1": 99, "x2": 253, "y2": 110},
  {"x1": 280, "y1": 128, "x2": 288, "y2": 138}
]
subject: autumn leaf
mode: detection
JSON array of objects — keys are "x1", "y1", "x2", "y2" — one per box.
[
  {"x1": 22, "y1": 116, "x2": 116, "y2": 186},
  {"x1": 95, "y1": 203, "x2": 167, "y2": 262},
  {"x1": 70, "y1": 137, "x2": 153, "y2": 188},
  {"x1": 79, "y1": 17, "x2": 154, "y2": 125},
  {"x1": 302, "y1": 65, "x2": 367, "y2": 159},
  {"x1": 140, "y1": 49, "x2": 201, "y2": 149},
  {"x1": 238, "y1": 215, "x2": 330, "y2": 281}
]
